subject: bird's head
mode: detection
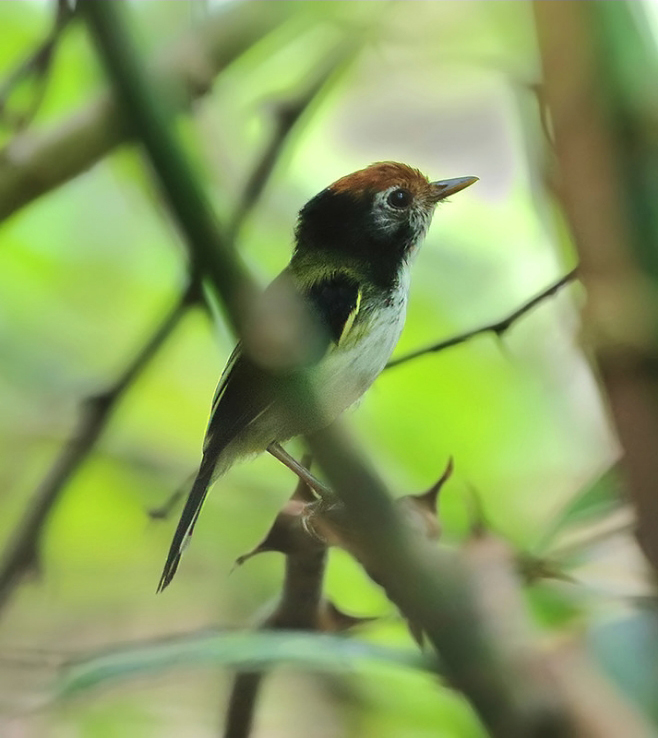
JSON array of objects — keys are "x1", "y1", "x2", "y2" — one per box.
[{"x1": 293, "y1": 162, "x2": 477, "y2": 288}]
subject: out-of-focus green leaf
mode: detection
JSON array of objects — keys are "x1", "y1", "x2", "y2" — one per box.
[
  {"x1": 534, "y1": 465, "x2": 623, "y2": 554},
  {"x1": 56, "y1": 630, "x2": 430, "y2": 700}
]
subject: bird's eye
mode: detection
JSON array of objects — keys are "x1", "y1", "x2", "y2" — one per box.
[{"x1": 386, "y1": 188, "x2": 412, "y2": 209}]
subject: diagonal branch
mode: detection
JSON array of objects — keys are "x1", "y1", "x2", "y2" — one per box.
[
  {"x1": 0, "y1": 25, "x2": 352, "y2": 615},
  {"x1": 0, "y1": 1, "x2": 289, "y2": 224},
  {"x1": 386, "y1": 268, "x2": 578, "y2": 369},
  {"x1": 0, "y1": 282, "x2": 196, "y2": 611}
]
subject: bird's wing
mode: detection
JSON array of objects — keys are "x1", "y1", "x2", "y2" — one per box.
[
  {"x1": 157, "y1": 271, "x2": 361, "y2": 591},
  {"x1": 157, "y1": 350, "x2": 273, "y2": 592}
]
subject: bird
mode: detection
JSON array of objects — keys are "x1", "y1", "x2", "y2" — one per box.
[{"x1": 157, "y1": 161, "x2": 477, "y2": 591}]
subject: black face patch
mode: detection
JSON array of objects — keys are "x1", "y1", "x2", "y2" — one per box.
[{"x1": 294, "y1": 189, "x2": 414, "y2": 290}]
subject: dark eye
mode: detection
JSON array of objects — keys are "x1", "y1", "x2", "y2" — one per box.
[{"x1": 386, "y1": 188, "x2": 412, "y2": 209}]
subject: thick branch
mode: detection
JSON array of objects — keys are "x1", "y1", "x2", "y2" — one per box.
[
  {"x1": 386, "y1": 268, "x2": 578, "y2": 370},
  {"x1": 0, "y1": 31, "x2": 341, "y2": 613},
  {"x1": 534, "y1": 1, "x2": 658, "y2": 571}
]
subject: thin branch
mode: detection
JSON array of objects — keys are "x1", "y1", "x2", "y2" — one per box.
[
  {"x1": 0, "y1": 31, "x2": 345, "y2": 610},
  {"x1": 225, "y1": 43, "x2": 353, "y2": 242},
  {"x1": 386, "y1": 268, "x2": 578, "y2": 370},
  {"x1": 0, "y1": 283, "x2": 195, "y2": 612},
  {"x1": 0, "y1": 0, "x2": 74, "y2": 133}
]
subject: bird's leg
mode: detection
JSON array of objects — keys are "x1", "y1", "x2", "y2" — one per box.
[{"x1": 267, "y1": 442, "x2": 331, "y2": 498}]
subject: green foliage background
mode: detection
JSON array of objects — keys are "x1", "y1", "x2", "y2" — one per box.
[{"x1": 0, "y1": 1, "x2": 641, "y2": 736}]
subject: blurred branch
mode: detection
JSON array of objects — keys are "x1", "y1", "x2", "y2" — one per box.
[
  {"x1": 0, "y1": 283, "x2": 195, "y2": 613},
  {"x1": 0, "y1": 12, "x2": 346, "y2": 614},
  {"x1": 0, "y1": 0, "x2": 74, "y2": 133},
  {"x1": 81, "y1": 3, "x2": 583, "y2": 735},
  {"x1": 0, "y1": 1, "x2": 289, "y2": 224},
  {"x1": 307, "y1": 422, "x2": 578, "y2": 737},
  {"x1": 225, "y1": 457, "x2": 452, "y2": 737},
  {"x1": 225, "y1": 43, "x2": 354, "y2": 243},
  {"x1": 386, "y1": 268, "x2": 578, "y2": 369},
  {"x1": 534, "y1": 0, "x2": 658, "y2": 571}
]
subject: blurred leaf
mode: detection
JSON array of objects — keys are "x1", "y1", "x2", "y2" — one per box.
[
  {"x1": 587, "y1": 610, "x2": 658, "y2": 727},
  {"x1": 535, "y1": 465, "x2": 623, "y2": 554},
  {"x1": 525, "y1": 581, "x2": 583, "y2": 631},
  {"x1": 56, "y1": 630, "x2": 429, "y2": 700}
]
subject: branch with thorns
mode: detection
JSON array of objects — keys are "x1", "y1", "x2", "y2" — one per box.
[{"x1": 223, "y1": 456, "x2": 451, "y2": 737}]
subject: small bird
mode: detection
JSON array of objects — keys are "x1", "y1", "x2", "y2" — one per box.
[{"x1": 158, "y1": 162, "x2": 477, "y2": 591}]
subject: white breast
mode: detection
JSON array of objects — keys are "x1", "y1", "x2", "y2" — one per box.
[{"x1": 311, "y1": 267, "x2": 410, "y2": 423}]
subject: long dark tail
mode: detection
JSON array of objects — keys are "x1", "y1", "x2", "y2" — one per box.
[{"x1": 157, "y1": 458, "x2": 216, "y2": 592}]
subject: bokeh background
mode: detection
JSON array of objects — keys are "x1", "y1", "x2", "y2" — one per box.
[{"x1": 0, "y1": 1, "x2": 653, "y2": 736}]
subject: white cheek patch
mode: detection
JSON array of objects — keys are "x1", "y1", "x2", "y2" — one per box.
[{"x1": 373, "y1": 188, "x2": 435, "y2": 250}]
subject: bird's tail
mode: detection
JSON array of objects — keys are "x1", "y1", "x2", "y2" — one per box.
[{"x1": 157, "y1": 459, "x2": 216, "y2": 592}]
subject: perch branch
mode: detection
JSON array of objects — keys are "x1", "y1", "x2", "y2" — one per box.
[{"x1": 224, "y1": 457, "x2": 447, "y2": 737}]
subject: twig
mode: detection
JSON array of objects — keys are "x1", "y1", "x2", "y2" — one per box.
[
  {"x1": 0, "y1": 0, "x2": 74, "y2": 133},
  {"x1": 0, "y1": 283, "x2": 196, "y2": 612},
  {"x1": 385, "y1": 268, "x2": 578, "y2": 369}
]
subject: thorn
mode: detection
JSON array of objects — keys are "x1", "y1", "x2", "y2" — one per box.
[
  {"x1": 319, "y1": 600, "x2": 377, "y2": 633},
  {"x1": 417, "y1": 456, "x2": 454, "y2": 512},
  {"x1": 228, "y1": 543, "x2": 275, "y2": 576},
  {"x1": 517, "y1": 553, "x2": 576, "y2": 585},
  {"x1": 406, "y1": 619, "x2": 426, "y2": 649}
]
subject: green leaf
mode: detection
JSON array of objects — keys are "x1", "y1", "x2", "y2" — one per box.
[
  {"x1": 56, "y1": 630, "x2": 431, "y2": 700},
  {"x1": 534, "y1": 464, "x2": 623, "y2": 554}
]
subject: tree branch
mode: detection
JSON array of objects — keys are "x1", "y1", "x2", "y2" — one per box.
[
  {"x1": 0, "y1": 1, "x2": 289, "y2": 224},
  {"x1": 386, "y1": 268, "x2": 578, "y2": 369},
  {"x1": 534, "y1": 0, "x2": 658, "y2": 572},
  {"x1": 0, "y1": 28, "x2": 345, "y2": 614},
  {"x1": 0, "y1": 0, "x2": 74, "y2": 133}
]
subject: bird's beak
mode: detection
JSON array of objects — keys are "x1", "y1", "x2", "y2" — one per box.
[{"x1": 430, "y1": 176, "x2": 478, "y2": 202}]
